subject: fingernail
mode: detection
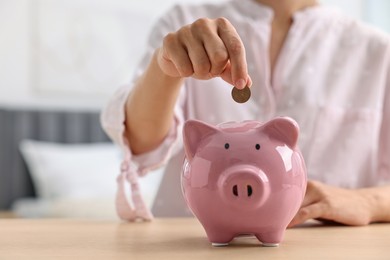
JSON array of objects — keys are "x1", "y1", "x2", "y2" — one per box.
[{"x1": 235, "y1": 79, "x2": 246, "y2": 89}]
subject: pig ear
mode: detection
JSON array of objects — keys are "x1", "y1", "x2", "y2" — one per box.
[
  {"x1": 183, "y1": 120, "x2": 219, "y2": 160},
  {"x1": 262, "y1": 117, "x2": 299, "y2": 148}
]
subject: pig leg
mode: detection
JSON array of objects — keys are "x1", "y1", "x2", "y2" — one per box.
[
  {"x1": 255, "y1": 229, "x2": 285, "y2": 247},
  {"x1": 205, "y1": 229, "x2": 234, "y2": 247},
  {"x1": 211, "y1": 242, "x2": 230, "y2": 247}
]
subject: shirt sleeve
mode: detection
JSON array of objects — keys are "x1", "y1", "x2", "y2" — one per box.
[
  {"x1": 100, "y1": 6, "x2": 188, "y2": 221},
  {"x1": 100, "y1": 82, "x2": 186, "y2": 176},
  {"x1": 101, "y1": 6, "x2": 187, "y2": 176}
]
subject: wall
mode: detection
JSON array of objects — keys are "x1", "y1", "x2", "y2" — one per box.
[
  {"x1": 363, "y1": 0, "x2": 390, "y2": 32},
  {"x1": 0, "y1": 0, "x2": 32, "y2": 100},
  {"x1": 0, "y1": 0, "x2": 225, "y2": 109}
]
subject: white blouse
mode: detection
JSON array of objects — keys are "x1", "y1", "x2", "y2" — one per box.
[{"x1": 101, "y1": 0, "x2": 390, "y2": 220}]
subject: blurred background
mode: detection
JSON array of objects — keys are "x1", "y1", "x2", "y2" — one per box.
[{"x1": 0, "y1": 0, "x2": 389, "y2": 220}]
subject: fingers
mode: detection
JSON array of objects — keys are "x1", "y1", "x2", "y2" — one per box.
[
  {"x1": 160, "y1": 33, "x2": 193, "y2": 77},
  {"x1": 190, "y1": 18, "x2": 226, "y2": 78},
  {"x1": 160, "y1": 17, "x2": 249, "y2": 88},
  {"x1": 288, "y1": 181, "x2": 326, "y2": 228},
  {"x1": 219, "y1": 61, "x2": 233, "y2": 85},
  {"x1": 183, "y1": 25, "x2": 212, "y2": 79},
  {"x1": 301, "y1": 180, "x2": 322, "y2": 207},
  {"x1": 220, "y1": 61, "x2": 253, "y2": 87},
  {"x1": 202, "y1": 34, "x2": 229, "y2": 77},
  {"x1": 288, "y1": 203, "x2": 326, "y2": 228},
  {"x1": 217, "y1": 17, "x2": 248, "y2": 89},
  {"x1": 289, "y1": 181, "x2": 375, "y2": 228}
]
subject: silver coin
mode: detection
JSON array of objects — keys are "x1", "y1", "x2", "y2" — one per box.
[{"x1": 231, "y1": 86, "x2": 251, "y2": 103}]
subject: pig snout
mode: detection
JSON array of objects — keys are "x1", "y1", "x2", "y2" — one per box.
[{"x1": 219, "y1": 165, "x2": 270, "y2": 209}]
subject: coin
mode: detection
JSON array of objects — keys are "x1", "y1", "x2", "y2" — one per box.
[{"x1": 231, "y1": 86, "x2": 251, "y2": 103}]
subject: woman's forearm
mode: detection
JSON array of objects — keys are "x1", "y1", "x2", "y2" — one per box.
[
  {"x1": 360, "y1": 185, "x2": 390, "y2": 223},
  {"x1": 125, "y1": 49, "x2": 184, "y2": 155},
  {"x1": 289, "y1": 181, "x2": 390, "y2": 227}
]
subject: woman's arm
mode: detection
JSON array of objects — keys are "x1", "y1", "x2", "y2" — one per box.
[
  {"x1": 125, "y1": 18, "x2": 251, "y2": 155},
  {"x1": 125, "y1": 50, "x2": 183, "y2": 155},
  {"x1": 289, "y1": 180, "x2": 390, "y2": 227}
]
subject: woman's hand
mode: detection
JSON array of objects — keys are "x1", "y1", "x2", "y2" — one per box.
[
  {"x1": 289, "y1": 180, "x2": 374, "y2": 227},
  {"x1": 157, "y1": 17, "x2": 252, "y2": 89}
]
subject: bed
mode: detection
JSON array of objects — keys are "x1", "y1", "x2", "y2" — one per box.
[
  {"x1": 0, "y1": 106, "x2": 110, "y2": 209},
  {"x1": 0, "y1": 105, "x2": 165, "y2": 219}
]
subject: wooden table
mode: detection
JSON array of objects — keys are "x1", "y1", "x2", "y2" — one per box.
[
  {"x1": 0, "y1": 218, "x2": 389, "y2": 259},
  {"x1": 0, "y1": 211, "x2": 16, "y2": 218}
]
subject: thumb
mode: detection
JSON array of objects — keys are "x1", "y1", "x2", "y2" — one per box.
[{"x1": 220, "y1": 61, "x2": 251, "y2": 89}]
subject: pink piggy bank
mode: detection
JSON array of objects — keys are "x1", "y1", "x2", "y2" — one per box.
[{"x1": 181, "y1": 117, "x2": 307, "y2": 247}]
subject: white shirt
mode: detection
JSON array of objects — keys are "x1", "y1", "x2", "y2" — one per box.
[{"x1": 101, "y1": 0, "x2": 390, "y2": 219}]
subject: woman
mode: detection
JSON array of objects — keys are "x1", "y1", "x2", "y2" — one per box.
[{"x1": 101, "y1": 0, "x2": 390, "y2": 225}]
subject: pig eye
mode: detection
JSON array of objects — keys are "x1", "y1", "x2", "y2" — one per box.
[
  {"x1": 255, "y1": 144, "x2": 261, "y2": 150},
  {"x1": 224, "y1": 143, "x2": 230, "y2": 149}
]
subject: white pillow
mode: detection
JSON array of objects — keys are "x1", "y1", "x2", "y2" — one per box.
[
  {"x1": 19, "y1": 140, "x2": 121, "y2": 199},
  {"x1": 19, "y1": 140, "x2": 164, "y2": 211}
]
